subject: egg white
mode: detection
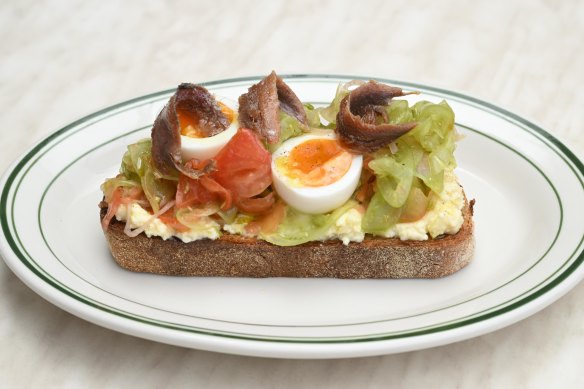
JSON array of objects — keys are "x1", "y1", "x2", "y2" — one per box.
[
  {"x1": 180, "y1": 96, "x2": 238, "y2": 161},
  {"x1": 271, "y1": 132, "x2": 363, "y2": 214}
]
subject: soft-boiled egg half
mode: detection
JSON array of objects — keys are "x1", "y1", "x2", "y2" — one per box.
[
  {"x1": 179, "y1": 96, "x2": 238, "y2": 161},
  {"x1": 271, "y1": 132, "x2": 363, "y2": 214}
]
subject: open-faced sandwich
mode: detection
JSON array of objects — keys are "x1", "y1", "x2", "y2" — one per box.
[{"x1": 99, "y1": 72, "x2": 475, "y2": 278}]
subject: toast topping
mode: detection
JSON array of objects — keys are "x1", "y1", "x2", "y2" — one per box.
[
  {"x1": 101, "y1": 75, "x2": 466, "y2": 246},
  {"x1": 113, "y1": 168, "x2": 463, "y2": 244}
]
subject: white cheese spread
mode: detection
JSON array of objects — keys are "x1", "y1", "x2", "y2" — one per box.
[
  {"x1": 114, "y1": 170, "x2": 464, "y2": 244},
  {"x1": 381, "y1": 170, "x2": 465, "y2": 241},
  {"x1": 115, "y1": 203, "x2": 221, "y2": 243}
]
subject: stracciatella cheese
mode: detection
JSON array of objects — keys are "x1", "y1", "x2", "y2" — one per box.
[
  {"x1": 114, "y1": 169, "x2": 464, "y2": 243},
  {"x1": 115, "y1": 203, "x2": 221, "y2": 243}
]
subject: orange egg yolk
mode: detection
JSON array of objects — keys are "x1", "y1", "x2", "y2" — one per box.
[
  {"x1": 283, "y1": 139, "x2": 353, "y2": 187},
  {"x1": 179, "y1": 102, "x2": 235, "y2": 138}
]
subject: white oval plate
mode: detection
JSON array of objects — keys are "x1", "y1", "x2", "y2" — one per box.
[{"x1": 1, "y1": 75, "x2": 583, "y2": 359}]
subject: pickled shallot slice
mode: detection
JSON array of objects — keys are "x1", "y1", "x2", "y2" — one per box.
[{"x1": 123, "y1": 200, "x2": 176, "y2": 238}]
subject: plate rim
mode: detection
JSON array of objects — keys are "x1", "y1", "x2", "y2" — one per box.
[
  {"x1": 30, "y1": 117, "x2": 568, "y2": 335},
  {"x1": 1, "y1": 74, "x2": 583, "y2": 356}
]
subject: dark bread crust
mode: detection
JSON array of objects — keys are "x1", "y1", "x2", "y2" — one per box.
[{"x1": 100, "y1": 198, "x2": 475, "y2": 278}]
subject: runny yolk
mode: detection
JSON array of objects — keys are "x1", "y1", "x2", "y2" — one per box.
[
  {"x1": 284, "y1": 139, "x2": 353, "y2": 187},
  {"x1": 179, "y1": 102, "x2": 235, "y2": 138}
]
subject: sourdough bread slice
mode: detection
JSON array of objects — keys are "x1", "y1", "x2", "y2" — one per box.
[{"x1": 100, "y1": 198, "x2": 474, "y2": 279}]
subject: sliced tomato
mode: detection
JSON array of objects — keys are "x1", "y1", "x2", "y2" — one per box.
[
  {"x1": 199, "y1": 176, "x2": 232, "y2": 210},
  {"x1": 213, "y1": 128, "x2": 272, "y2": 198},
  {"x1": 245, "y1": 200, "x2": 286, "y2": 235},
  {"x1": 176, "y1": 174, "x2": 231, "y2": 209},
  {"x1": 177, "y1": 175, "x2": 212, "y2": 208},
  {"x1": 235, "y1": 192, "x2": 275, "y2": 214},
  {"x1": 175, "y1": 159, "x2": 229, "y2": 210},
  {"x1": 175, "y1": 129, "x2": 273, "y2": 216}
]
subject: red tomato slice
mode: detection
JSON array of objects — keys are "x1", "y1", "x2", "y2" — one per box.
[
  {"x1": 176, "y1": 175, "x2": 212, "y2": 208},
  {"x1": 235, "y1": 192, "x2": 275, "y2": 214},
  {"x1": 176, "y1": 160, "x2": 231, "y2": 210},
  {"x1": 175, "y1": 129, "x2": 273, "y2": 216},
  {"x1": 199, "y1": 176, "x2": 232, "y2": 210},
  {"x1": 176, "y1": 175, "x2": 230, "y2": 210},
  {"x1": 245, "y1": 200, "x2": 285, "y2": 235},
  {"x1": 213, "y1": 128, "x2": 272, "y2": 198}
]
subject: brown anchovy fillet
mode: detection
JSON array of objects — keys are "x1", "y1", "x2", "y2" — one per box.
[
  {"x1": 238, "y1": 71, "x2": 307, "y2": 144},
  {"x1": 335, "y1": 81, "x2": 417, "y2": 153},
  {"x1": 151, "y1": 83, "x2": 228, "y2": 179}
]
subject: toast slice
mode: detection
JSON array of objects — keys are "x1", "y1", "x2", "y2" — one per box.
[{"x1": 100, "y1": 197, "x2": 475, "y2": 279}]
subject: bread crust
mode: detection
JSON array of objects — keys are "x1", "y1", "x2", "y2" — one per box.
[{"x1": 100, "y1": 198, "x2": 475, "y2": 278}]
